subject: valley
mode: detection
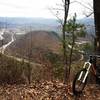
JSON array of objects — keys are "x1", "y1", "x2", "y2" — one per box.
[
  {"x1": 5, "y1": 30, "x2": 61, "y2": 63},
  {"x1": 0, "y1": 17, "x2": 97, "y2": 100}
]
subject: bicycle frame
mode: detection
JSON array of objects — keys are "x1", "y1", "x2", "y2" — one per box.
[
  {"x1": 72, "y1": 55, "x2": 100, "y2": 95},
  {"x1": 78, "y1": 62, "x2": 91, "y2": 83}
]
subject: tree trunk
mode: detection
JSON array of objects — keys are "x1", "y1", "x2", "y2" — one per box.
[
  {"x1": 69, "y1": 31, "x2": 75, "y2": 78},
  {"x1": 93, "y1": 0, "x2": 100, "y2": 54},
  {"x1": 63, "y1": 0, "x2": 70, "y2": 84},
  {"x1": 93, "y1": 0, "x2": 100, "y2": 84}
]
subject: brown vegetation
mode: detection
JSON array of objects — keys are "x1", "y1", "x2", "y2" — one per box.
[
  {"x1": 0, "y1": 81, "x2": 99, "y2": 100},
  {"x1": 6, "y1": 31, "x2": 61, "y2": 63}
]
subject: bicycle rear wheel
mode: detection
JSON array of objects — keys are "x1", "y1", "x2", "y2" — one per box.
[{"x1": 72, "y1": 68, "x2": 88, "y2": 95}]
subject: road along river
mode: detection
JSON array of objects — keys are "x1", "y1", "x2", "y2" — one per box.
[{"x1": 0, "y1": 31, "x2": 41, "y2": 66}]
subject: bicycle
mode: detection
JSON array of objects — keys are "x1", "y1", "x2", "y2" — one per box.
[{"x1": 72, "y1": 55, "x2": 100, "y2": 95}]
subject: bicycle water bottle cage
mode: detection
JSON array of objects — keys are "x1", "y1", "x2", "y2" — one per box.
[
  {"x1": 89, "y1": 56, "x2": 93, "y2": 63},
  {"x1": 89, "y1": 55, "x2": 96, "y2": 65}
]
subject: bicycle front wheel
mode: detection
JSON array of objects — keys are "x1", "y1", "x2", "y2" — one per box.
[{"x1": 72, "y1": 68, "x2": 88, "y2": 95}]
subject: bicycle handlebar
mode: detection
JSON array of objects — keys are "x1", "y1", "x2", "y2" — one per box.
[
  {"x1": 81, "y1": 52, "x2": 100, "y2": 57},
  {"x1": 81, "y1": 52, "x2": 100, "y2": 59},
  {"x1": 89, "y1": 55, "x2": 100, "y2": 58}
]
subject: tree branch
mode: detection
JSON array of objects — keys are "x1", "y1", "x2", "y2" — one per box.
[
  {"x1": 51, "y1": 8, "x2": 64, "y2": 11},
  {"x1": 48, "y1": 8, "x2": 63, "y2": 25},
  {"x1": 72, "y1": 0, "x2": 93, "y2": 11},
  {"x1": 85, "y1": 12, "x2": 94, "y2": 17}
]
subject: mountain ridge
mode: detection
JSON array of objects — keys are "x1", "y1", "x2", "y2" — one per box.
[{"x1": 6, "y1": 30, "x2": 61, "y2": 63}]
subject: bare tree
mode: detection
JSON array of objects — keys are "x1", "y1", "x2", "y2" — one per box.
[
  {"x1": 61, "y1": 0, "x2": 70, "y2": 84},
  {"x1": 72, "y1": 0, "x2": 93, "y2": 17},
  {"x1": 26, "y1": 29, "x2": 33, "y2": 84},
  {"x1": 49, "y1": 0, "x2": 70, "y2": 84}
]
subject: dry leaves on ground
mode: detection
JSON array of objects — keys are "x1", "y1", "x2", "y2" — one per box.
[{"x1": 0, "y1": 81, "x2": 99, "y2": 100}]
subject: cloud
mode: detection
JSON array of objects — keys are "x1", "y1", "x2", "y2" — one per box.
[{"x1": 0, "y1": 0, "x2": 93, "y2": 18}]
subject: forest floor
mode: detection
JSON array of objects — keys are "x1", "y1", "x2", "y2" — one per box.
[{"x1": 0, "y1": 81, "x2": 99, "y2": 100}]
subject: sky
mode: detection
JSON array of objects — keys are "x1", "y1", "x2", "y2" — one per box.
[{"x1": 0, "y1": 0, "x2": 93, "y2": 19}]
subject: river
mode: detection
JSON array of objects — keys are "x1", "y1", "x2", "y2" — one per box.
[
  {"x1": 0, "y1": 30, "x2": 41, "y2": 66},
  {"x1": 0, "y1": 31, "x2": 15, "y2": 54}
]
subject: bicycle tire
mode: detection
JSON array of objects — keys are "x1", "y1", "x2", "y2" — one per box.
[{"x1": 72, "y1": 68, "x2": 88, "y2": 95}]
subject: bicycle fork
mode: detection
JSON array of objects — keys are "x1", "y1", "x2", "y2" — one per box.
[{"x1": 78, "y1": 62, "x2": 91, "y2": 83}]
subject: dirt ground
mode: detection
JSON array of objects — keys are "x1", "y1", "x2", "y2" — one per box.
[{"x1": 0, "y1": 81, "x2": 99, "y2": 100}]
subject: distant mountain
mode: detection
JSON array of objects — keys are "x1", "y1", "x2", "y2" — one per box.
[
  {"x1": 0, "y1": 17, "x2": 94, "y2": 26},
  {"x1": 0, "y1": 17, "x2": 59, "y2": 27},
  {"x1": 6, "y1": 31, "x2": 60, "y2": 63},
  {"x1": 0, "y1": 17, "x2": 61, "y2": 33},
  {"x1": 77, "y1": 17, "x2": 94, "y2": 25},
  {"x1": 77, "y1": 18, "x2": 95, "y2": 36},
  {"x1": 0, "y1": 17, "x2": 95, "y2": 35}
]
